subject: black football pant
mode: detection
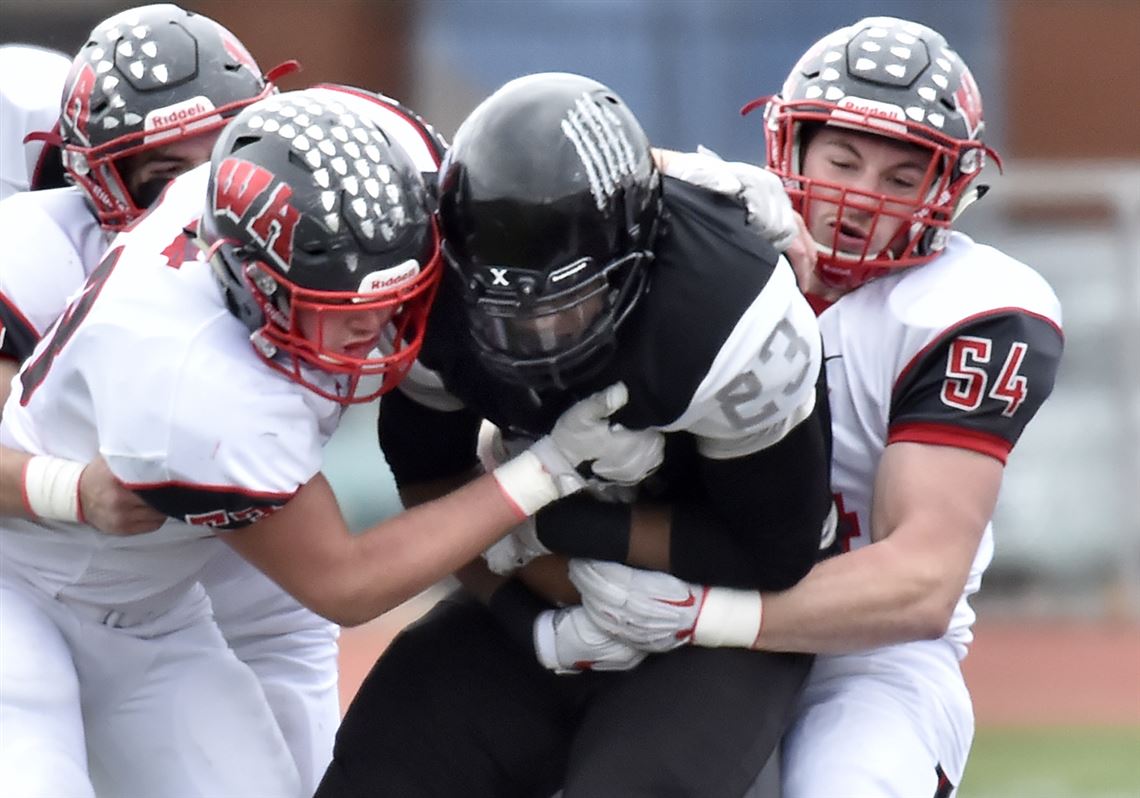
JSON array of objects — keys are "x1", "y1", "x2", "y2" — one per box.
[{"x1": 316, "y1": 591, "x2": 811, "y2": 798}]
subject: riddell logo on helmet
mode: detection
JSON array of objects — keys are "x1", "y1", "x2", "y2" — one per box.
[
  {"x1": 832, "y1": 97, "x2": 908, "y2": 135},
  {"x1": 144, "y1": 97, "x2": 221, "y2": 144},
  {"x1": 359, "y1": 260, "x2": 420, "y2": 293}
]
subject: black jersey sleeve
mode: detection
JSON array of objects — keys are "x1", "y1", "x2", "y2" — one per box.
[
  {"x1": 129, "y1": 483, "x2": 293, "y2": 530},
  {"x1": 535, "y1": 371, "x2": 833, "y2": 590},
  {"x1": 377, "y1": 384, "x2": 483, "y2": 486},
  {"x1": 667, "y1": 369, "x2": 833, "y2": 589},
  {"x1": 889, "y1": 309, "x2": 1064, "y2": 462}
]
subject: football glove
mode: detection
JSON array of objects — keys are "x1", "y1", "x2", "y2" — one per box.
[
  {"x1": 481, "y1": 516, "x2": 552, "y2": 576},
  {"x1": 569, "y1": 559, "x2": 763, "y2": 651},
  {"x1": 662, "y1": 146, "x2": 800, "y2": 252},
  {"x1": 533, "y1": 605, "x2": 647, "y2": 674},
  {"x1": 493, "y1": 382, "x2": 664, "y2": 517}
]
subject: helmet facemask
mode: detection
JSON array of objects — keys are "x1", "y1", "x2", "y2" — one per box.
[
  {"x1": 445, "y1": 243, "x2": 652, "y2": 391},
  {"x1": 206, "y1": 233, "x2": 442, "y2": 404},
  {"x1": 765, "y1": 104, "x2": 991, "y2": 290},
  {"x1": 63, "y1": 87, "x2": 277, "y2": 230},
  {"x1": 744, "y1": 16, "x2": 1001, "y2": 292}
]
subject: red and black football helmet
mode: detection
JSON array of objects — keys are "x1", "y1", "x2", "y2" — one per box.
[
  {"x1": 438, "y1": 72, "x2": 661, "y2": 392},
  {"x1": 744, "y1": 16, "x2": 1000, "y2": 290},
  {"x1": 59, "y1": 4, "x2": 275, "y2": 230},
  {"x1": 200, "y1": 88, "x2": 442, "y2": 404}
]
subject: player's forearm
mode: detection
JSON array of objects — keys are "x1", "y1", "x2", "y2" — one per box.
[
  {"x1": 754, "y1": 534, "x2": 963, "y2": 654},
  {"x1": 0, "y1": 445, "x2": 33, "y2": 517},
  {"x1": 329, "y1": 474, "x2": 532, "y2": 626}
]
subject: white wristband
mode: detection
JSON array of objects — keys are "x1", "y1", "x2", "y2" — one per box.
[
  {"x1": 492, "y1": 450, "x2": 559, "y2": 519},
  {"x1": 692, "y1": 587, "x2": 763, "y2": 648},
  {"x1": 23, "y1": 455, "x2": 86, "y2": 523}
]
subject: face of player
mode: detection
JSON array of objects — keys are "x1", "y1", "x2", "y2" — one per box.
[
  {"x1": 121, "y1": 132, "x2": 219, "y2": 210},
  {"x1": 800, "y1": 127, "x2": 931, "y2": 266},
  {"x1": 294, "y1": 304, "x2": 396, "y2": 361},
  {"x1": 500, "y1": 288, "x2": 606, "y2": 358}
]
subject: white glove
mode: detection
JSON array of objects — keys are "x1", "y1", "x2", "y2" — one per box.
[
  {"x1": 481, "y1": 516, "x2": 552, "y2": 576},
  {"x1": 569, "y1": 559, "x2": 763, "y2": 651},
  {"x1": 533, "y1": 606, "x2": 647, "y2": 674},
  {"x1": 493, "y1": 382, "x2": 665, "y2": 516},
  {"x1": 662, "y1": 145, "x2": 799, "y2": 252}
]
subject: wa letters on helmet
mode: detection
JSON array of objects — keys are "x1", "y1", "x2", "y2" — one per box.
[
  {"x1": 59, "y1": 3, "x2": 274, "y2": 230},
  {"x1": 200, "y1": 89, "x2": 442, "y2": 404},
  {"x1": 744, "y1": 16, "x2": 1000, "y2": 290},
  {"x1": 438, "y1": 72, "x2": 661, "y2": 391}
]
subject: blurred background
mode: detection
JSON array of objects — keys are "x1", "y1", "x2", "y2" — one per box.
[{"x1": 3, "y1": 1, "x2": 1137, "y2": 794}]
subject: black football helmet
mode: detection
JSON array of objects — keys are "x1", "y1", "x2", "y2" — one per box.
[
  {"x1": 438, "y1": 72, "x2": 661, "y2": 391},
  {"x1": 59, "y1": 4, "x2": 275, "y2": 230},
  {"x1": 744, "y1": 16, "x2": 1000, "y2": 290},
  {"x1": 200, "y1": 88, "x2": 442, "y2": 404}
]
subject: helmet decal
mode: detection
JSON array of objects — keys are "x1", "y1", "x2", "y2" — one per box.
[
  {"x1": 143, "y1": 96, "x2": 220, "y2": 144},
  {"x1": 561, "y1": 92, "x2": 639, "y2": 212},
  {"x1": 218, "y1": 28, "x2": 261, "y2": 76},
  {"x1": 241, "y1": 93, "x2": 423, "y2": 248},
  {"x1": 357, "y1": 259, "x2": 420, "y2": 293},
  {"x1": 61, "y1": 62, "x2": 97, "y2": 146},
  {"x1": 212, "y1": 157, "x2": 299, "y2": 273},
  {"x1": 954, "y1": 66, "x2": 984, "y2": 138}
]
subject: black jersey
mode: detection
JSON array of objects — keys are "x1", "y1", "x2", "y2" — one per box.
[{"x1": 381, "y1": 176, "x2": 833, "y2": 589}]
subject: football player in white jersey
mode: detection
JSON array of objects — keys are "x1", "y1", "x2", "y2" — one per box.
[
  {"x1": 0, "y1": 86, "x2": 662, "y2": 798},
  {"x1": 0, "y1": 6, "x2": 351, "y2": 793},
  {"x1": 567, "y1": 17, "x2": 1065, "y2": 797},
  {"x1": 0, "y1": 44, "x2": 71, "y2": 201},
  {"x1": 321, "y1": 73, "x2": 834, "y2": 798}
]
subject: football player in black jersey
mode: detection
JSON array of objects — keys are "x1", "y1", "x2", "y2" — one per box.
[{"x1": 319, "y1": 72, "x2": 835, "y2": 798}]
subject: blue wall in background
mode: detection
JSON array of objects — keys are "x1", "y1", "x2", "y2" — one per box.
[{"x1": 418, "y1": 0, "x2": 1004, "y2": 162}]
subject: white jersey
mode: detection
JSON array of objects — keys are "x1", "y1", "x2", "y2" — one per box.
[
  {"x1": 819, "y1": 231, "x2": 1064, "y2": 658},
  {"x1": 0, "y1": 163, "x2": 343, "y2": 607},
  {"x1": 0, "y1": 45, "x2": 70, "y2": 200},
  {"x1": 0, "y1": 187, "x2": 108, "y2": 361}
]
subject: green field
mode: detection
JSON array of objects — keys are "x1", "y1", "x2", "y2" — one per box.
[{"x1": 959, "y1": 726, "x2": 1140, "y2": 798}]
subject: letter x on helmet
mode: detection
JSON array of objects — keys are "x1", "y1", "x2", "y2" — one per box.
[
  {"x1": 438, "y1": 72, "x2": 661, "y2": 392},
  {"x1": 200, "y1": 88, "x2": 443, "y2": 404},
  {"x1": 743, "y1": 16, "x2": 1001, "y2": 291},
  {"x1": 57, "y1": 4, "x2": 284, "y2": 230}
]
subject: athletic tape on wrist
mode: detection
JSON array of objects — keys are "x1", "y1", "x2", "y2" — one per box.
[
  {"x1": 492, "y1": 450, "x2": 560, "y2": 518},
  {"x1": 23, "y1": 456, "x2": 86, "y2": 523},
  {"x1": 691, "y1": 587, "x2": 763, "y2": 648}
]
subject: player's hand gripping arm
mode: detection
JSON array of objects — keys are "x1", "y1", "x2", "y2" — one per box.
[
  {"x1": 573, "y1": 442, "x2": 1002, "y2": 655},
  {"x1": 0, "y1": 445, "x2": 166, "y2": 534},
  {"x1": 654, "y1": 146, "x2": 817, "y2": 279},
  {"x1": 222, "y1": 383, "x2": 665, "y2": 627}
]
